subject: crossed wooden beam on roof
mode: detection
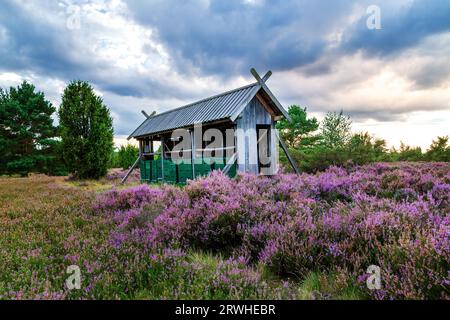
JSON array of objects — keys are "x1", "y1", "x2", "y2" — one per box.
[
  {"x1": 230, "y1": 68, "x2": 290, "y2": 122},
  {"x1": 141, "y1": 110, "x2": 156, "y2": 119},
  {"x1": 250, "y1": 68, "x2": 272, "y2": 84},
  {"x1": 248, "y1": 68, "x2": 292, "y2": 123}
]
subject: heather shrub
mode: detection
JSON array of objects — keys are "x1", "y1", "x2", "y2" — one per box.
[
  {"x1": 90, "y1": 162, "x2": 449, "y2": 300},
  {"x1": 80, "y1": 234, "x2": 270, "y2": 300},
  {"x1": 93, "y1": 184, "x2": 166, "y2": 212},
  {"x1": 209, "y1": 256, "x2": 267, "y2": 299}
]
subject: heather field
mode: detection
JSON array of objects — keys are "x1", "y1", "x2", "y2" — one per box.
[{"x1": 0, "y1": 162, "x2": 449, "y2": 300}]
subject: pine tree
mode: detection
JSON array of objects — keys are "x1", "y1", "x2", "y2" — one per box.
[
  {"x1": 276, "y1": 105, "x2": 320, "y2": 149},
  {"x1": 321, "y1": 110, "x2": 352, "y2": 149},
  {"x1": 426, "y1": 136, "x2": 450, "y2": 162},
  {"x1": 117, "y1": 144, "x2": 139, "y2": 169},
  {"x1": 58, "y1": 81, "x2": 114, "y2": 179},
  {"x1": 0, "y1": 82, "x2": 59, "y2": 175}
]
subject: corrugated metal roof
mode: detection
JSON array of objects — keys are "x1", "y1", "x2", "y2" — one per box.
[
  {"x1": 128, "y1": 78, "x2": 291, "y2": 138},
  {"x1": 129, "y1": 82, "x2": 261, "y2": 138}
]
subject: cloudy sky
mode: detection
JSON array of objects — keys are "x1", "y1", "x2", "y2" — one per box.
[{"x1": 1, "y1": 0, "x2": 449, "y2": 149}]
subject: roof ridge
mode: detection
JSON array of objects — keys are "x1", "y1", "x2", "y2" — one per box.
[{"x1": 147, "y1": 82, "x2": 259, "y2": 119}]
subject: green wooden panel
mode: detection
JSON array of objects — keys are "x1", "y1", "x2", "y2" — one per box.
[
  {"x1": 151, "y1": 161, "x2": 161, "y2": 182},
  {"x1": 140, "y1": 158, "x2": 237, "y2": 184},
  {"x1": 141, "y1": 160, "x2": 153, "y2": 181},
  {"x1": 178, "y1": 163, "x2": 193, "y2": 184},
  {"x1": 227, "y1": 164, "x2": 237, "y2": 178},
  {"x1": 194, "y1": 163, "x2": 211, "y2": 177},
  {"x1": 163, "y1": 160, "x2": 177, "y2": 183}
]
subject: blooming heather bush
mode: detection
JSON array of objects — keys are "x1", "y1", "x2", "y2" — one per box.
[
  {"x1": 93, "y1": 162, "x2": 450, "y2": 299},
  {"x1": 210, "y1": 256, "x2": 266, "y2": 299}
]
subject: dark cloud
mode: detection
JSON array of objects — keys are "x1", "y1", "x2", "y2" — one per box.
[
  {"x1": 411, "y1": 60, "x2": 450, "y2": 89},
  {"x1": 342, "y1": 0, "x2": 450, "y2": 56},
  {"x1": 345, "y1": 109, "x2": 407, "y2": 122},
  {"x1": 297, "y1": 60, "x2": 334, "y2": 77},
  {"x1": 0, "y1": 1, "x2": 84, "y2": 75},
  {"x1": 126, "y1": 0, "x2": 355, "y2": 77},
  {"x1": 0, "y1": 0, "x2": 191, "y2": 100},
  {"x1": 343, "y1": 101, "x2": 447, "y2": 122}
]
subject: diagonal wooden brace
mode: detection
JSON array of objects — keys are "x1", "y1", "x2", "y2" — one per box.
[
  {"x1": 276, "y1": 131, "x2": 300, "y2": 175},
  {"x1": 121, "y1": 154, "x2": 142, "y2": 184},
  {"x1": 222, "y1": 152, "x2": 238, "y2": 175}
]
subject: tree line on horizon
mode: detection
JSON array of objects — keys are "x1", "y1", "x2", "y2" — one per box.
[
  {"x1": 0, "y1": 81, "x2": 449, "y2": 178},
  {"x1": 0, "y1": 81, "x2": 136, "y2": 178},
  {"x1": 277, "y1": 106, "x2": 450, "y2": 173}
]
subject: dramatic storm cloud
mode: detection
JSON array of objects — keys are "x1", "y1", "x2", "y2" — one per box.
[
  {"x1": 0, "y1": 0, "x2": 449, "y2": 148},
  {"x1": 126, "y1": 0, "x2": 355, "y2": 75}
]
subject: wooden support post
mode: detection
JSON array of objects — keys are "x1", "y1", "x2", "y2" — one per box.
[
  {"x1": 270, "y1": 122, "x2": 278, "y2": 175},
  {"x1": 138, "y1": 139, "x2": 143, "y2": 181},
  {"x1": 190, "y1": 130, "x2": 195, "y2": 179},
  {"x1": 149, "y1": 139, "x2": 153, "y2": 181},
  {"x1": 150, "y1": 139, "x2": 154, "y2": 158},
  {"x1": 160, "y1": 136, "x2": 165, "y2": 181},
  {"x1": 235, "y1": 123, "x2": 246, "y2": 173}
]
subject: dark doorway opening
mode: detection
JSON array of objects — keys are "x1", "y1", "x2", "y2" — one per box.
[{"x1": 256, "y1": 125, "x2": 271, "y2": 173}]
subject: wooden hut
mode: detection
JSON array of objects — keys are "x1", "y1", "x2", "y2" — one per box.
[{"x1": 125, "y1": 68, "x2": 298, "y2": 184}]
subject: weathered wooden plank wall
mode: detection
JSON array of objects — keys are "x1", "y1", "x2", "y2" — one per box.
[{"x1": 236, "y1": 96, "x2": 275, "y2": 174}]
